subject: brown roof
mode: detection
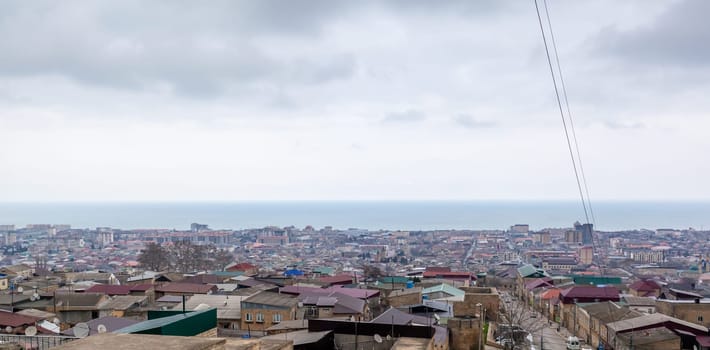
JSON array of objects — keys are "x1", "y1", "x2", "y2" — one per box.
[
  {"x1": 0, "y1": 310, "x2": 39, "y2": 327},
  {"x1": 155, "y1": 283, "x2": 217, "y2": 294}
]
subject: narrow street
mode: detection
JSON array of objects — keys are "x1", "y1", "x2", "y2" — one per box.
[{"x1": 500, "y1": 291, "x2": 571, "y2": 350}]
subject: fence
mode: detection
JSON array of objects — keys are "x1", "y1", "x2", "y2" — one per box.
[{"x1": 0, "y1": 334, "x2": 77, "y2": 350}]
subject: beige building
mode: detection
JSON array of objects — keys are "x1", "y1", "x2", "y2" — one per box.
[
  {"x1": 387, "y1": 287, "x2": 422, "y2": 308},
  {"x1": 240, "y1": 292, "x2": 299, "y2": 332},
  {"x1": 656, "y1": 299, "x2": 710, "y2": 328}
]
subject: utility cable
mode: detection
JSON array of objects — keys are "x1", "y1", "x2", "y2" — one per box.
[
  {"x1": 542, "y1": 0, "x2": 597, "y2": 227},
  {"x1": 533, "y1": 0, "x2": 591, "y2": 225}
]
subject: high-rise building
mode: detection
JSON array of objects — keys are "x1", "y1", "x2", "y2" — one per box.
[{"x1": 574, "y1": 222, "x2": 594, "y2": 245}]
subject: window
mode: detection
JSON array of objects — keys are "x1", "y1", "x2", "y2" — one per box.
[
  {"x1": 273, "y1": 313, "x2": 282, "y2": 323},
  {"x1": 256, "y1": 313, "x2": 264, "y2": 323},
  {"x1": 245, "y1": 313, "x2": 253, "y2": 322}
]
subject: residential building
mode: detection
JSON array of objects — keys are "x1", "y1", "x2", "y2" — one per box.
[{"x1": 240, "y1": 292, "x2": 299, "y2": 332}]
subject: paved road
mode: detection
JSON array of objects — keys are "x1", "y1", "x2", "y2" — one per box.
[{"x1": 500, "y1": 291, "x2": 570, "y2": 350}]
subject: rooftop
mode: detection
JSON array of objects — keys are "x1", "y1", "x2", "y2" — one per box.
[{"x1": 243, "y1": 292, "x2": 298, "y2": 308}]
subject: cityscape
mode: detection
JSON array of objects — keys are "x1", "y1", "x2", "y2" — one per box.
[{"x1": 0, "y1": 220, "x2": 709, "y2": 349}]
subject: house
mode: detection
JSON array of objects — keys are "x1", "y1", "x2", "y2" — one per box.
[
  {"x1": 98, "y1": 295, "x2": 148, "y2": 318},
  {"x1": 298, "y1": 291, "x2": 368, "y2": 321},
  {"x1": 541, "y1": 258, "x2": 578, "y2": 273},
  {"x1": 172, "y1": 294, "x2": 249, "y2": 331},
  {"x1": 0, "y1": 273, "x2": 9, "y2": 290},
  {"x1": 53, "y1": 293, "x2": 110, "y2": 325},
  {"x1": 656, "y1": 298, "x2": 710, "y2": 328},
  {"x1": 181, "y1": 274, "x2": 227, "y2": 285},
  {"x1": 318, "y1": 274, "x2": 354, "y2": 287},
  {"x1": 0, "y1": 264, "x2": 34, "y2": 279},
  {"x1": 605, "y1": 313, "x2": 707, "y2": 350},
  {"x1": 659, "y1": 288, "x2": 704, "y2": 301},
  {"x1": 226, "y1": 262, "x2": 258, "y2": 276},
  {"x1": 629, "y1": 279, "x2": 662, "y2": 297},
  {"x1": 621, "y1": 295, "x2": 657, "y2": 314},
  {"x1": 240, "y1": 291, "x2": 299, "y2": 332},
  {"x1": 0, "y1": 310, "x2": 40, "y2": 334},
  {"x1": 422, "y1": 284, "x2": 465, "y2": 302},
  {"x1": 154, "y1": 282, "x2": 217, "y2": 299},
  {"x1": 575, "y1": 301, "x2": 641, "y2": 347},
  {"x1": 387, "y1": 287, "x2": 422, "y2": 308},
  {"x1": 559, "y1": 286, "x2": 620, "y2": 331},
  {"x1": 515, "y1": 264, "x2": 548, "y2": 298}
]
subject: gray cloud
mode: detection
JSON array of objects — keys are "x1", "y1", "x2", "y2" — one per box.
[
  {"x1": 382, "y1": 109, "x2": 426, "y2": 123},
  {"x1": 596, "y1": 0, "x2": 710, "y2": 67},
  {"x1": 603, "y1": 120, "x2": 646, "y2": 130},
  {"x1": 453, "y1": 114, "x2": 496, "y2": 129}
]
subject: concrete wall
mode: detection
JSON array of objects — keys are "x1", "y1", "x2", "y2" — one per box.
[
  {"x1": 448, "y1": 317, "x2": 482, "y2": 350},
  {"x1": 656, "y1": 300, "x2": 710, "y2": 327},
  {"x1": 453, "y1": 287, "x2": 500, "y2": 321},
  {"x1": 387, "y1": 290, "x2": 422, "y2": 308},
  {"x1": 241, "y1": 307, "x2": 296, "y2": 331}
]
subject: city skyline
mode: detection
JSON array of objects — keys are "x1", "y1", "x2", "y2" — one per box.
[{"x1": 2, "y1": 1, "x2": 709, "y2": 201}]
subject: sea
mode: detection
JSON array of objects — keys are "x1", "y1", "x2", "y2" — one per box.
[{"x1": 0, "y1": 201, "x2": 709, "y2": 232}]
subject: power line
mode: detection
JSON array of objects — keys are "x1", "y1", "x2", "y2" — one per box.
[
  {"x1": 542, "y1": 0, "x2": 596, "y2": 227},
  {"x1": 533, "y1": 0, "x2": 590, "y2": 225}
]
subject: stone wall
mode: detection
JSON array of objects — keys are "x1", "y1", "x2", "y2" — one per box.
[
  {"x1": 453, "y1": 287, "x2": 500, "y2": 321},
  {"x1": 656, "y1": 300, "x2": 710, "y2": 328},
  {"x1": 448, "y1": 317, "x2": 482, "y2": 350}
]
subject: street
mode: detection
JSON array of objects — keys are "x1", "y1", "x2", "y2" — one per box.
[{"x1": 499, "y1": 291, "x2": 571, "y2": 350}]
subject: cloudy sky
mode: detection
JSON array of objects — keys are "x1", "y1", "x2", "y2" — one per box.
[{"x1": 1, "y1": 0, "x2": 709, "y2": 202}]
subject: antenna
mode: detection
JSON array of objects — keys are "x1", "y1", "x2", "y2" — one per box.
[
  {"x1": 74, "y1": 322, "x2": 90, "y2": 338},
  {"x1": 374, "y1": 334, "x2": 383, "y2": 344},
  {"x1": 25, "y1": 326, "x2": 37, "y2": 336},
  {"x1": 97, "y1": 324, "x2": 107, "y2": 334}
]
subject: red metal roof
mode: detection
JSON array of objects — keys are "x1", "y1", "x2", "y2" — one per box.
[
  {"x1": 629, "y1": 280, "x2": 661, "y2": 292},
  {"x1": 0, "y1": 311, "x2": 39, "y2": 328},
  {"x1": 318, "y1": 274, "x2": 354, "y2": 285}
]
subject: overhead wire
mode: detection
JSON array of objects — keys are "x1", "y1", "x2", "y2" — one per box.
[
  {"x1": 542, "y1": 0, "x2": 597, "y2": 227},
  {"x1": 533, "y1": 0, "x2": 591, "y2": 225}
]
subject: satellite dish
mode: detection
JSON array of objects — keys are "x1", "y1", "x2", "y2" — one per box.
[
  {"x1": 97, "y1": 324, "x2": 107, "y2": 334},
  {"x1": 5, "y1": 326, "x2": 12, "y2": 333},
  {"x1": 297, "y1": 302, "x2": 304, "y2": 308},
  {"x1": 194, "y1": 303, "x2": 210, "y2": 311},
  {"x1": 79, "y1": 239, "x2": 85, "y2": 248},
  {"x1": 434, "y1": 313, "x2": 441, "y2": 321},
  {"x1": 17, "y1": 287, "x2": 23, "y2": 293},
  {"x1": 74, "y1": 323, "x2": 90, "y2": 338},
  {"x1": 53, "y1": 318, "x2": 61, "y2": 325},
  {"x1": 386, "y1": 335, "x2": 392, "y2": 341},
  {"x1": 374, "y1": 334, "x2": 383, "y2": 343},
  {"x1": 25, "y1": 326, "x2": 37, "y2": 336}
]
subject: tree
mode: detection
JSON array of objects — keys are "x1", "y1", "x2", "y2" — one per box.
[
  {"x1": 496, "y1": 294, "x2": 547, "y2": 349},
  {"x1": 361, "y1": 264, "x2": 383, "y2": 280},
  {"x1": 138, "y1": 242, "x2": 170, "y2": 271},
  {"x1": 213, "y1": 249, "x2": 234, "y2": 271}
]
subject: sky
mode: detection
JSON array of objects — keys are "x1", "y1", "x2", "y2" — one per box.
[{"x1": 1, "y1": 0, "x2": 709, "y2": 202}]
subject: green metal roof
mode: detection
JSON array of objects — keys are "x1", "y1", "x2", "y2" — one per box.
[
  {"x1": 379, "y1": 276, "x2": 410, "y2": 284},
  {"x1": 571, "y1": 275, "x2": 622, "y2": 286},
  {"x1": 422, "y1": 284, "x2": 465, "y2": 297},
  {"x1": 116, "y1": 308, "x2": 217, "y2": 336},
  {"x1": 313, "y1": 267, "x2": 334, "y2": 275},
  {"x1": 517, "y1": 264, "x2": 548, "y2": 278}
]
